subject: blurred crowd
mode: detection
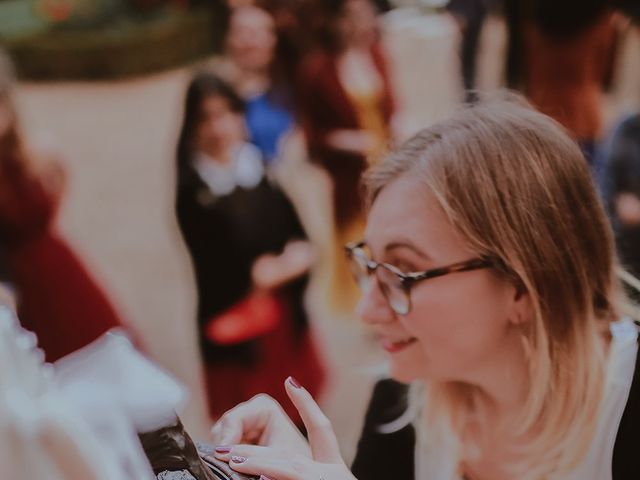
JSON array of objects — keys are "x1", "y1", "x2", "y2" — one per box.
[{"x1": 1, "y1": 0, "x2": 640, "y2": 460}]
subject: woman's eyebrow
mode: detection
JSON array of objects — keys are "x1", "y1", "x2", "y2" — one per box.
[{"x1": 384, "y1": 241, "x2": 431, "y2": 261}]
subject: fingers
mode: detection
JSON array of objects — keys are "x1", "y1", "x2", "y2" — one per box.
[
  {"x1": 226, "y1": 452, "x2": 304, "y2": 480},
  {"x1": 211, "y1": 443, "x2": 281, "y2": 463},
  {"x1": 284, "y1": 376, "x2": 342, "y2": 464},
  {"x1": 211, "y1": 394, "x2": 280, "y2": 446},
  {"x1": 215, "y1": 446, "x2": 356, "y2": 480},
  {"x1": 211, "y1": 416, "x2": 240, "y2": 446}
]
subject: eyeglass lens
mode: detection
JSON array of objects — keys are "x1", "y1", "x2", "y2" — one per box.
[{"x1": 349, "y1": 248, "x2": 410, "y2": 315}]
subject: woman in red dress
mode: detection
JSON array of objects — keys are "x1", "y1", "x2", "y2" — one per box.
[
  {"x1": 0, "y1": 62, "x2": 127, "y2": 362},
  {"x1": 296, "y1": 0, "x2": 395, "y2": 314}
]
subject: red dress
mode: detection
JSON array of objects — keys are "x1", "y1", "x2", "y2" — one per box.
[
  {"x1": 296, "y1": 44, "x2": 395, "y2": 229},
  {"x1": 523, "y1": 14, "x2": 617, "y2": 142},
  {"x1": 0, "y1": 164, "x2": 125, "y2": 362},
  {"x1": 296, "y1": 44, "x2": 395, "y2": 313}
]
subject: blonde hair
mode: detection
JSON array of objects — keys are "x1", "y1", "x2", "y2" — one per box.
[{"x1": 365, "y1": 95, "x2": 627, "y2": 477}]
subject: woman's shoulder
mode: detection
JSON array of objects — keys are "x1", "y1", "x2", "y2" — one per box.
[
  {"x1": 612, "y1": 320, "x2": 640, "y2": 478},
  {"x1": 176, "y1": 162, "x2": 203, "y2": 193},
  {"x1": 362, "y1": 378, "x2": 412, "y2": 426},
  {"x1": 351, "y1": 379, "x2": 415, "y2": 480}
]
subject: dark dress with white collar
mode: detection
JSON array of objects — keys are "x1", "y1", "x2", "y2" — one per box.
[{"x1": 175, "y1": 147, "x2": 325, "y2": 419}]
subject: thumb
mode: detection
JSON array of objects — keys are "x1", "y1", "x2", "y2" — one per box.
[{"x1": 284, "y1": 376, "x2": 343, "y2": 464}]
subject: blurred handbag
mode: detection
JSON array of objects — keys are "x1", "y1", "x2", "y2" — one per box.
[
  {"x1": 139, "y1": 416, "x2": 257, "y2": 480},
  {"x1": 204, "y1": 291, "x2": 284, "y2": 345}
]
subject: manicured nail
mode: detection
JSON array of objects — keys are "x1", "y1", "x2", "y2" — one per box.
[
  {"x1": 288, "y1": 376, "x2": 302, "y2": 388},
  {"x1": 231, "y1": 455, "x2": 247, "y2": 464},
  {"x1": 214, "y1": 446, "x2": 231, "y2": 454}
]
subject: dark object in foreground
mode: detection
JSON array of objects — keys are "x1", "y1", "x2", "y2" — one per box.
[{"x1": 139, "y1": 417, "x2": 256, "y2": 480}]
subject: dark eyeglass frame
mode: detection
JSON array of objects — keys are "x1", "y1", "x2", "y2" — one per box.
[{"x1": 344, "y1": 241, "x2": 495, "y2": 315}]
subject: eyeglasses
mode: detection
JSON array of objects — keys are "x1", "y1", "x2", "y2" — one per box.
[{"x1": 345, "y1": 241, "x2": 494, "y2": 315}]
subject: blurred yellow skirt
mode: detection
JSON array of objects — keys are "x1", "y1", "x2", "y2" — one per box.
[{"x1": 327, "y1": 216, "x2": 366, "y2": 316}]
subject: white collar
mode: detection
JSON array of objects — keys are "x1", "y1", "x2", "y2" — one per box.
[{"x1": 192, "y1": 142, "x2": 264, "y2": 196}]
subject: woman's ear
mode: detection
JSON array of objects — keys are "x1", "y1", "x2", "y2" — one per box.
[{"x1": 509, "y1": 283, "x2": 533, "y2": 326}]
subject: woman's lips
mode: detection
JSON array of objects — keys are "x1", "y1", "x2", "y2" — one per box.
[{"x1": 381, "y1": 337, "x2": 418, "y2": 353}]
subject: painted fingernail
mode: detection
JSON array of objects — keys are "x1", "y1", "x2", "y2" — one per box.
[
  {"x1": 231, "y1": 455, "x2": 247, "y2": 464},
  {"x1": 288, "y1": 376, "x2": 302, "y2": 388},
  {"x1": 214, "y1": 446, "x2": 231, "y2": 454}
]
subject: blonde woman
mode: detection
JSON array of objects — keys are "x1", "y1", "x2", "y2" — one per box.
[{"x1": 206, "y1": 97, "x2": 640, "y2": 480}]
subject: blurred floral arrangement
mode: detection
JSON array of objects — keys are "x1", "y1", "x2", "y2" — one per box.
[
  {"x1": 0, "y1": 0, "x2": 220, "y2": 80},
  {"x1": 34, "y1": 0, "x2": 188, "y2": 28},
  {"x1": 0, "y1": 0, "x2": 191, "y2": 37}
]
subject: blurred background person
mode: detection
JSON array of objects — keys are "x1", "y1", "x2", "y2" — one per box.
[
  {"x1": 446, "y1": 0, "x2": 489, "y2": 103},
  {"x1": 0, "y1": 53, "x2": 130, "y2": 362},
  {"x1": 217, "y1": 3, "x2": 294, "y2": 165},
  {"x1": 296, "y1": 0, "x2": 396, "y2": 315},
  {"x1": 602, "y1": 110, "x2": 640, "y2": 296},
  {"x1": 505, "y1": 0, "x2": 618, "y2": 175},
  {"x1": 174, "y1": 73, "x2": 326, "y2": 421},
  {"x1": 255, "y1": 0, "x2": 326, "y2": 83},
  {"x1": 615, "y1": 0, "x2": 640, "y2": 22},
  {"x1": 601, "y1": 0, "x2": 640, "y2": 296}
]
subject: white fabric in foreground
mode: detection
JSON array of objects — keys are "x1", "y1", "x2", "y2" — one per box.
[{"x1": 0, "y1": 306, "x2": 187, "y2": 480}]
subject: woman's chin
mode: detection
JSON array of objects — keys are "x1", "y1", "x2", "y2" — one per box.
[{"x1": 388, "y1": 363, "x2": 422, "y2": 384}]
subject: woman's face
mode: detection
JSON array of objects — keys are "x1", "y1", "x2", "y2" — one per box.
[
  {"x1": 193, "y1": 95, "x2": 245, "y2": 159},
  {"x1": 336, "y1": 0, "x2": 378, "y2": 48},
  {"x1": 227, "y1": 6, "x2": 277, "y2": 72},
  {"x1": 358, "y1": 175, "x2": 523, "y2": 384}
]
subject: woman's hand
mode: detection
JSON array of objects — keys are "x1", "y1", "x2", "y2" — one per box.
[
  {"x1": 615, "y1": 192, "x2": 640, "y2": 227},
  {"x1": 251, "y1": 241, "x2": 315, "y2": 290},
  {"x1": 213, "y1": 377, "x2": 357, "y2": 480},
  {"x1": 210, "y1": 389, "x2": 311, "y2": 458},
  {"x1": 37, "y1": 155, "x2": 67, "y2": 203},
  {"x1": 326, "y1": 129, "x2": 376, "y2": 155}
]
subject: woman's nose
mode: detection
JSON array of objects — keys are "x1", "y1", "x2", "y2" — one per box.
[{"x1": 355, "y1": 276, "x2": 395, "y2": 325}]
